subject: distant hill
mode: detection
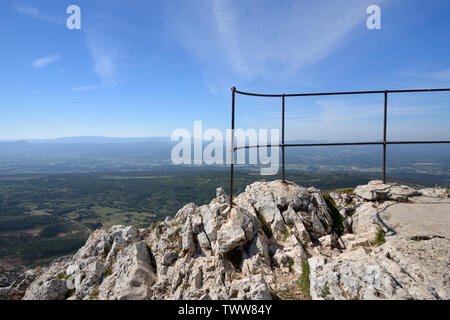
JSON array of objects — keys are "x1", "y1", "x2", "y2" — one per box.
[
  {"x1": 0, "y1": 137, "x2": 448, "y2": 183},
  {"x1": 0, "y1": 136, "x2": 172, "y2": 144}
]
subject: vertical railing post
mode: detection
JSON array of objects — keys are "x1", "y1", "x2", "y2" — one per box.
[
  {"x1": 229, "y1": 87, "x2": 236, "y2": 208},
  {"x1": 282, "y1": 94, "x2": 286, "y2": 183},
  {"x1": 383, "y1": 91, "x2": 388, "y2": 184}
]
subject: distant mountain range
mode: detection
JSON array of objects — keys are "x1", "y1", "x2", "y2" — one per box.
[
  {"x1": 0, "y1": 136, "x2": 173, "y2": 144},
  {"x1": 0, "y1": 136, "x2": 448, "y2": 182}
]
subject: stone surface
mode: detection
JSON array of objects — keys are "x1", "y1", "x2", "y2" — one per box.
[
  {"x1": 4, "y1": 180, "x2": 448, "y2": 300},
  {"x1": 217, "y1": 207, "x2": 259, "y2": 254},
  {"x1": 354, "y1": 180, "x2": 421, "y2": 201},
  {"x1": 309, "y1": 184, "x2": 450, "y2": 300}
]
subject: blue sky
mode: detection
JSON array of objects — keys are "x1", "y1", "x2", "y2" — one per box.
[{"x1": 0, "y1": 0, "x2": 449, "y2": 140}]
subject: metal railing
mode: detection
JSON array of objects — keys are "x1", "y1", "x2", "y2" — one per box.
[{"x1": 229, "y1": 87, "x2": 450, "y2": 208}]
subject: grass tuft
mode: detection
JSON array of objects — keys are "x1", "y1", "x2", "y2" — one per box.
[
  {"x1": 297, "y1": 259, "x2": 312, "y2": 300},
  {"x1": 320, "y1": 284, "x2": 331, "y2": 298},
  {"x1": 89, "y1": 285, "x2": 100, "y2": 300},
  {"x1": 105, "y1": 266, "x2": 113, "y2": 276},
  {"x1": 333, "y1": 188, "x2": 354, "y2": 195},
  {"x1": 371, "y1": 228, "x2": 386, "y2": 247},
  {"x1": 346, "y1": 208, "x2": 356, "y2": 217},
  {"x1": 286, "y1": 257, "x2": 294, "y2": 272},
  {"x1": 151, "y1": 221, "x2": 160, "y2": 229},
  {"x1": 57, "y1": 273, "x2": 69, "y2": 280}
]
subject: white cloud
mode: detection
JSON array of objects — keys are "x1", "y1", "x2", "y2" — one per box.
[
  {"x1": 211, "y1": 0, "x2": 250, "y2": 77},
  {"x1": 71, "y1": 29, "x2": 120, "y2": 92},
  {"x1": 15, "y1": 3, "x2": 121, "y2": 90},
  {"x1": 72, "y1": 85, "x2": 99, "y2": 92},
  {"x1": 31, "y1": 55, "x2": 61, "y2": 68},
  {"x1": 86, "y1": 30, "x2": 119, "y2": 88},
  {"x1": 13, "y1": 2, "x2": 63, "y2": 25},
  {"x1": 170, "y1": 0, "x2": 386, "y2": 79}
]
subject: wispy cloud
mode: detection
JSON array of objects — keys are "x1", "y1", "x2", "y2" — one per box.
[
  {"x1": 399, "y1": 68, "x2": 450, "y2": 81},
  {"x1": 72, "y1": 85, "x2": 99, "y2": 92},
  {"x1": 430, "y1": 69, "x2": 450, "y2": 80},
  {"x1": 211, "y1": 0, "x2": 249, "y2": 77},
  {"x1": 14, "y1": 2, "x2": 122, "y2": 91},
  {"x1": 313, "y1": 99, "x2": 448, "y2": 123},
  {"x1": 72, "y1": 30, "x2": 120, "y2": 91},
  {"x1": 84, "y1": 22, "x2": 121, "y2": 89},
  {"x1": 171, "y1": 0, "x2": 385, "y2": 79},
  {"x1": 13, "y1": 2, "x2": 64, "y2": 25},
  {"x1": 31, "y1": 55, "x2": 61, "y2": 68},
  {"x1": 206, "y1": 82, "x2": 217, "y2": 94},
  {"x1": 275, "y1": 99, "x2": 449, "y2": 141}
]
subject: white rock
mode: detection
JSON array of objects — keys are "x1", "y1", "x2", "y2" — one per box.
[
  {"x1": 217, "y1": 207, "x2": 259, "y2": 254},
  {"x1": 419, "y1": 187, "x2": 448, "y2": 198},
  {"x1": 229, "y1": 274, "x2": 272, "y2": 300}
]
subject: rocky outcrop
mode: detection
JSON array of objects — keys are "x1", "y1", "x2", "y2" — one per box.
[
  {"x1": 353, "y1": 180, "x2": 421, "y2": 201},
  {"x1": 312, "y1": 182, "x2": 449, "y2": 300},
  {"x1": 1, "y1": 180, "x2": 448, "y2": 300},
  {"x1": 309, "y1": 236, "x2": 449, "y2": 300}
]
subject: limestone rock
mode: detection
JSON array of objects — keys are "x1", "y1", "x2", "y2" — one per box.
[
  {"x1": 217, "y1": 207, "x2": 259, "y2": 254},
  {"x1": 230, "y1": 274, "x2": 272, "y2": 300},
  {"x1": 99, "y1": 241, "x2": 156, "y2": 300},
  {"x1": 5, "y1": 180, "x2": 448, "y2": 301},
  {"x1": 419, "y1": 187, "x2": 448, "y2": 198},
  {"x1": 354, "y1": 180, "x2": 420, "y2": 201}
]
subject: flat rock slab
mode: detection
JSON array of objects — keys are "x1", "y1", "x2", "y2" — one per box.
[
  {"x1": 381, "y1": 197, "x2": 450, "y2": 240},
  {"x1": 309, "y1": 191, "x2": 450, "y2": 300}
]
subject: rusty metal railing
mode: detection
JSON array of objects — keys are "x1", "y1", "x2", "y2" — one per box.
[{"x1": 229, "y1": 87, "x2": 450, "y2": 208}]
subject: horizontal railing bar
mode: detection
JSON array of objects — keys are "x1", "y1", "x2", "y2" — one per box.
[
  {"x1": 286, "y1": 142, "x2": 382, "y2": 147},
  {"x1": 233, "y1": 140, "x2": 450, "y2": 151},
  {"x1": 234, "y1": 142, "x2": 381, "y2": 150},
  {"x1": 235, "y1": 88, "x2": 450, "y2": 98},
  {"x1": 387, "y1": 140, "x2": 450, "y2": 145}
]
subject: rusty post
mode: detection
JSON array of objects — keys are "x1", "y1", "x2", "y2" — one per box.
[
  {"x1": 282, "y1": 94, "x2": 286, "y2": 183},
  {"x1": 383, "y1": 91, "x2": 388, "y2": 184},
  {"x1": 229, "y1": 87, "x2": 236, "y2": 208}
]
